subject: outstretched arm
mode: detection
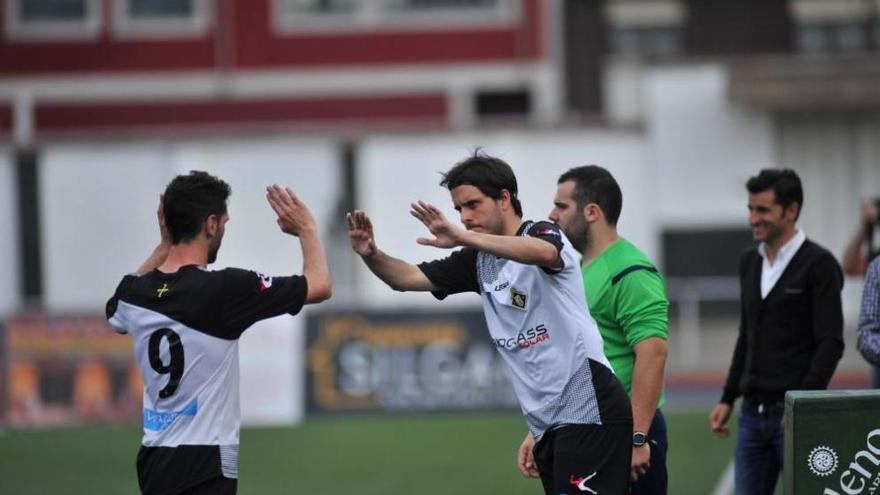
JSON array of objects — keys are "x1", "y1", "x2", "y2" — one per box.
[
  {"x1": 410, "y1": 201, "x2": 558, "y2": 267},
  {"x1": 347, "y1": 209, "x2": 437, "y2": 292},
  {"x1": 267, "y1": 185, "x2": 332, "y2": 304},
  {"x1": 136, "y1": 195, "x2": 171, "y2": 275}
]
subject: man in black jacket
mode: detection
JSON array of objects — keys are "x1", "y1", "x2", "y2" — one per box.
[{"x1": 708, "y1": 168, "x2": 844, "y2": 495}]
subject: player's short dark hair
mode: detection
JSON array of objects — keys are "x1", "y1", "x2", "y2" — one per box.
[
  {"x1": 163, "y1": 170, "x2": 231, "y2": 244},
  {"x1": 557, "y1": 165, "x2": 623, "y2": 226},
  {"x1": 746, "y1": 168, "x2": 803, "y2": 220},
  {"x1": 440, "y1": 151, "x2": 523, "y2": 216}
]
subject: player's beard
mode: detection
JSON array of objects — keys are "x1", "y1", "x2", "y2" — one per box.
[
  {"x1": 564, "y1": 215, "x2": 591, "y2": 255},
  {"x1": 207, "y1": 233, "x2": 223, "y2": 264}
]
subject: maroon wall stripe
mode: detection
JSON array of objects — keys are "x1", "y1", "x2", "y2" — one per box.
[
  {"x1": 35, "y1": 94, "x2": 447, "y2": 130},
  {"x1": 0, "y1": 103, "x2": 11, "y2": 132}
]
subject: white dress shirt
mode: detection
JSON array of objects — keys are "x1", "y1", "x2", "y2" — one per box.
[{"x1": 758, "y1": 229, "x2": 807, "y2": 299}]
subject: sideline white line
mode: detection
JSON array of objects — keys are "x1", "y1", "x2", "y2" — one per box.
[{"x1": 711, "y1": 460, "x2": 735, "y2": 495}]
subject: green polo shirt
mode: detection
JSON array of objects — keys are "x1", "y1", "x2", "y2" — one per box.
[{"x1": 583, "y1": 238, "x2": 669, "y2": 407}]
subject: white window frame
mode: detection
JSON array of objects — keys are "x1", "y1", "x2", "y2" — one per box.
[
  {"x1": 272, "y1": 0, "x2": 518, "y2": 35},
  {"x1": 112, "y1": 0, "x2": 210, "y2": 39},
  {"x1": 5, "y1": 0, "x2": 101, "y2": 41},
  {"x1": 604, "y1": 0, "x2": 685, "y2": 58},
  {"x1": 604, "y1": 0, "x2": 686, "y2": 29},
  {"x1": 788, "y1": 0, "x2": 870, "y2": 24}
]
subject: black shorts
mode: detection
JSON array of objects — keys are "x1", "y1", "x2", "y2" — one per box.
[
  {"x1": 179, "y1": 476, "x2": 237, "y2": 495},
  {"x1": 137, "y1": 445, "x2": 236, "y2": 495},
  {"x1": 533, "y1": 424, "x2": 632, "y2": 495}
]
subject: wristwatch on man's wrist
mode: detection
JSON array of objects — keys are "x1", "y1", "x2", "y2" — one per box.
[{"x1": 633, "y1": 431, "x2": 648, "y2": 447}]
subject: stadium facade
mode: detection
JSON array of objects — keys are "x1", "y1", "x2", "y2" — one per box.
[{"x1": 0, "y1": 0, "x2": 878, "y2": 426}]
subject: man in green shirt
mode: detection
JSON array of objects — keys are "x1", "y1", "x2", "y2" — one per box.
[{"x1": 518, "y1": 165, "x2": 669, "y2": 494}]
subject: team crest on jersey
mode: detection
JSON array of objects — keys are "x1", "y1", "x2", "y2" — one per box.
[
  {"x1": 510, "y1": 287, "x2": 527, "y2": 310},
  {"x1": 257, "y1": 273, "x2": 273, "y2": 292}
]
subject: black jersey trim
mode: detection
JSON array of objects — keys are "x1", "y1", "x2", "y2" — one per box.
[
  {"x1": 588, "y1": 358, "x2": 634, "y2": 426},
  {"x1": 611, "y1": 264, "x2": 659, "y2": 286},
  {"x1": 520, "y1": 220, "x2": 565, "y2": 274}
]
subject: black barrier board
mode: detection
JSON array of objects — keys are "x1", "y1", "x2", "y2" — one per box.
[
  {"x1": 305, "y1": 310, "x2": 519, "y2": 414},
  {"x1": 784, "y1": 390, "x2": 880, "y2": 494}
]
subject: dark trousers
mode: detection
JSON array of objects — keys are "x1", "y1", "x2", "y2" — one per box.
[
  {"x1": 734, "y1": 399, "x2": 784, "y2": 495},
  {"x1": 630, "y1": 409, "x2": 668, "y2": 495}
]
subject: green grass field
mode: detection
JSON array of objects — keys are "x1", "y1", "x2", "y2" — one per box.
[{"x1": 0, "y1": 410, "x2": 736, "y2": 494}]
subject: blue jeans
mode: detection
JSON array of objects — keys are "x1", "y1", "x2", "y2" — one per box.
[
  {"x1": 630, "y1": 409, "x2": 668, "y2": 495},
  {"x1": 735, "y1": 400, "x2": 784, "y2": 495}
]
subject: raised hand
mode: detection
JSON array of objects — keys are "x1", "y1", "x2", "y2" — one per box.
[
  {"x1": 347, "y1": 209, "x2": 377, "y2": 257},
  {"x1": 266, "y1": 184, "x2": 317, "y2": 237},
  {"x1": 410, "y1": 200, "x2": 464, "y2": 249}
]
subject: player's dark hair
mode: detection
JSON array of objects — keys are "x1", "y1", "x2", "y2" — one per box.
[
  {"x1": 440, "y1": 151, "x2": 523, "y2": 216},
  {"x1": 558, "y1": 165, "x2": 623, "y2": 226},
  {"x1": 163, "y1": 170, "x2": 231, "y2": 244},
  {"x1": 746, "y1": 168, "x2": 803, "y2": 221}
]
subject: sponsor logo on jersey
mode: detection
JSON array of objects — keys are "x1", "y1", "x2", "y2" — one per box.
[
  {"x1": 492, "y1": 324, "x2": 550, "y2": 349},
  {"x1": 569, "y1": 472, "x2": 597, "y2": 494},
  {"x1": 494, "y1": 281, "x2": 510, "y2": 292},
  {"x1": 156, "y1": 283, "x2": 170, "y2": 298},
  {"x1": 510, "y1": 287, "x2": 527, "y2": 309},
  {"x1": 144, "y1": 399, "x2": 198, "y2": 431},
  {"x1": 257, "y1": 273, "x2": 273, "y2": 292}
]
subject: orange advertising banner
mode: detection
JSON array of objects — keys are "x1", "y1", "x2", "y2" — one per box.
[{"x1": 1, "y1": 314, "x2": 140, "y2": 427}]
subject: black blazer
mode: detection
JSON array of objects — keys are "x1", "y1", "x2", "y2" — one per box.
[{"x1": 721, "y1": 238, "x2": 844, "y2": 404}]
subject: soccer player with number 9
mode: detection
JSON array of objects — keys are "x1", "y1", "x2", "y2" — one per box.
[{"x1": 106, "y1": 171, "x2": 331, "y2": 495}]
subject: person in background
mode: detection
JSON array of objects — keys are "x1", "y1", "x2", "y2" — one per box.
[
  {"x1": 842, "y1": 198, "x2": 880, "y2": 388},
  {"x1": 544, "y1": 165, "x2": 669, "y2": 494},
  {"x1": 708, "y1": 168, "x2": 844, "y2": 495},
  {"x1": 842, "y1": 198, "x2": 880, "y2": 276}
]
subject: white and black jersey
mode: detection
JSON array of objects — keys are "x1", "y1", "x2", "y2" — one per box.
[
  {"x1": 106, "y1": 265, "x2": 307, "y2": 495},
  {"x1": 419, "y1": 221, "x2": 631, "y2": 440}
]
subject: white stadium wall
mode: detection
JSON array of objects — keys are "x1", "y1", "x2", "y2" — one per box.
[
  {"x1": 777, "y1": 116, "x2": 880, "y2": 262},
  {"x1": 40, "y1": 142, "x2": 178, "y2": 311},
  {"x1": 643, "y1": 63, "x2": 777, "y2": 229},
  {"x1": 0, "y1": 148, "x2": 19, "y2": 318},
  {"x1": 626, "y1": 61, "x2": 880, "y2": 259},
  {"x1": 39, "y1": 137, "x2": 341, "y2": 311}
]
